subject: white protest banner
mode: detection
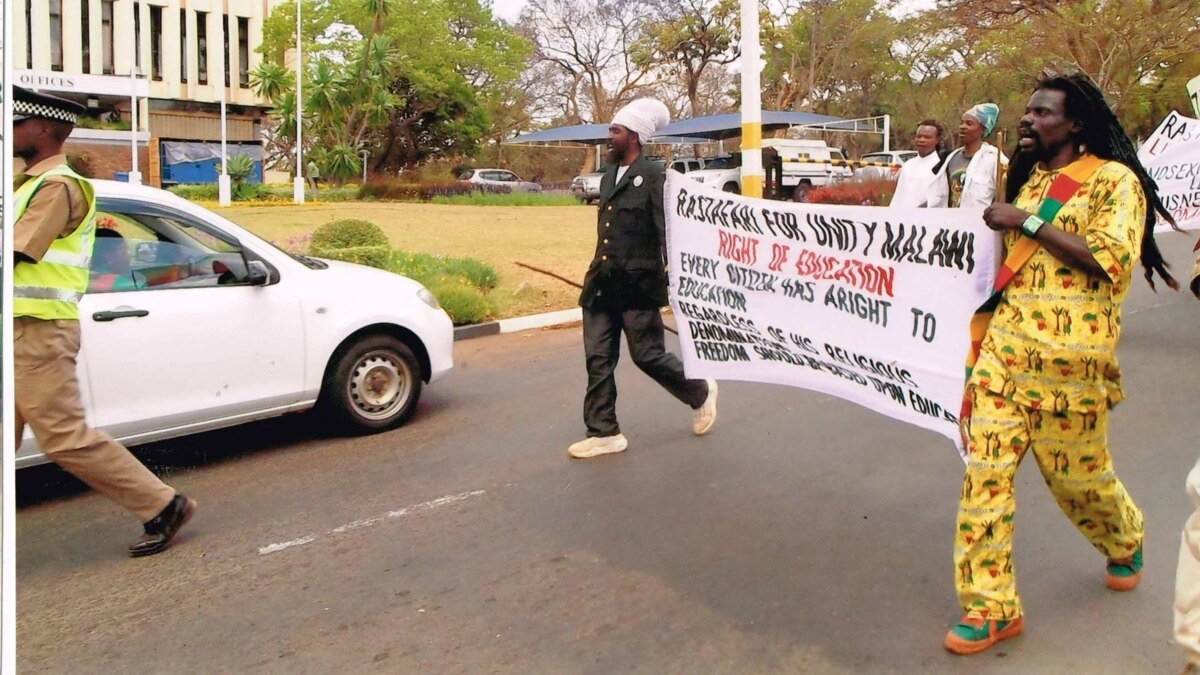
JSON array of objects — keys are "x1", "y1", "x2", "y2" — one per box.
[
  {"x1": 665, "y1": 173, "x2": 999, "y2": 459},
  {"x1": 1137, "y1": 110, "x2": 1200, "y2": 232}
]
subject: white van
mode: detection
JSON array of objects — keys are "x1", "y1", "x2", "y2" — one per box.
[{"x1": 684, "y1": 139, "x2": 851, "y2": 201}]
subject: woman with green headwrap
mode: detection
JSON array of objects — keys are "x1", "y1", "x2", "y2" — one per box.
[{"x1": 929, "y1": 102, "x2": 1009, "y2": 208}]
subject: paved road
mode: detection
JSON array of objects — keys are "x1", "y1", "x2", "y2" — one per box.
[{"x1": 16, "y1": 238, "x2": 1200, "y2": 674}]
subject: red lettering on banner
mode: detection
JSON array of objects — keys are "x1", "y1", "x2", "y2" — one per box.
[
  {"x1": 718, "y1": 230, "x2": 760, "y2": 266},
  {"x1": 793, "y1": 248, "x2": 895, "y2": 298}
]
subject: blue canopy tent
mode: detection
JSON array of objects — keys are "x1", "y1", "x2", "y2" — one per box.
[
  {"x1": 506, "y1": 123, "x2": 707, "y2": 146},
  {"x1": 655, "y1": 110, "x2": 867, "y2": 140}
]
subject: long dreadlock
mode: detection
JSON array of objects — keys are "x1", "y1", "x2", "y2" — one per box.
[{"x1": 1005, "y1": 73, "x2": 1179, "y2": 290}]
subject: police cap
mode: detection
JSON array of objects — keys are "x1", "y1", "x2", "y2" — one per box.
[{"x1": 13, "y1": 85, "x2": 87, "y2": 124}]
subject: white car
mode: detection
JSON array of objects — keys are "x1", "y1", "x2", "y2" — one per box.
[
  {"x1": 456, "y1": 168, "x2": 543, "y2": 193},
  {"x1": 853, "y1": 150, "x2": 919, "y2": 181},
  {"x1": 570, "y1": 171, "x2": 604, "y2": 204},
  {"x1": 17, "y1": 180, "x2": 454, "y2": 469}
]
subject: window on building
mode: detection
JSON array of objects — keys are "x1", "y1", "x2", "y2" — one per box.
[
  {"x1": 238, "y1": 17, "x2": 250, "y2": 88},
  {"x1": 81, "y1": 0, "x2": 91, "y2": 73},
  {"x1": 197, "y1": 11, "x2": 208, "y2": 84},
  {"x1": 150, "y1": 5, "x2": 162, "y2": 80},
  {"x1": 101, "y1": 0, "x2": 114, "y2": 74},
  {"x1": 133, "y1": 2, "x2": 140, "y2": 72},
  {"x1": 223, "y1": 14, "x2": 231, "y2": 88},
  {"x1": 49, "y1": 0, "x2": 64, "y2": 71},
  {"x1": 26, "y1": 0, "x2": 33, "y2": 68},
  {"x1": 180, "y1": 10, "x2": 188, "y2": 83}
]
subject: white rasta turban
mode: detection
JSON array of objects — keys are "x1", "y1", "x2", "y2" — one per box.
[{"x1": 611, "y1": 98, "x2": 671, "y2": 145}]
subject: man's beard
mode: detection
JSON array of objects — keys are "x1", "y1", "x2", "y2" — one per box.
[{"x1": 606, "y1": 146, "x2": 625, "y2": 164}]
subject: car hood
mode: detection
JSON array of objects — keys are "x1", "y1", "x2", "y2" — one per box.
[{"x1": 312, "y1": 258, "x2": 426, "y2": 293}]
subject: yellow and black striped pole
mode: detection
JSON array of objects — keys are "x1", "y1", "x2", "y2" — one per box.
[{"x1": 739, "y1": 0, "x2": 763, "y2": 198}]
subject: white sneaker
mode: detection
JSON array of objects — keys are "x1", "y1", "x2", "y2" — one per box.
[
  {"x1": 568, "y1": 434, "x2": 629, "y2": 459},
  {"x1": 693, "y1": 379, "x2": 718, "y2": 435}
]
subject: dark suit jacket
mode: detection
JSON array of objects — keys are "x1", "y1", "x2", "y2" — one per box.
[{"x1": 578, "y1": 155, "x2": 668, "y2": 311}]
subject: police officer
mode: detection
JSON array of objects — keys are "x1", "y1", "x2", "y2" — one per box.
[
  {"x1": 569, "y1": 98, "x2": 717, "y2": 459},
  {"x1": 11, "y1": 86, "x2": 196, "y2": 557}
]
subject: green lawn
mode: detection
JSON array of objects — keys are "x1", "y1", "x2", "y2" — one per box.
[{"x1": 219, "y1": 201, "x2": 598, "y2": 320}]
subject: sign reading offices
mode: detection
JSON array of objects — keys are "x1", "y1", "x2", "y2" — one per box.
[
  {"x1": 664, "y1": 173, "x2": 999, "y2": 455},
  {"x1": 14, "y1": 69, "x2": 149, "y2": 98}
]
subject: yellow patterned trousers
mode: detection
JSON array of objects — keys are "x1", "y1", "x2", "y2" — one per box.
[{"x1": 954, "y1": 385, "x2": 1143, "y2": 620}]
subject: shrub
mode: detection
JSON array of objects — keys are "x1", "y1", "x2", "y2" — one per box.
[
  {"x1": 309, "y1": 218, "x2": 390, "y2": 251},
  {"x1": 388, "y1": 251, "x2": 498, "y2": 292},
  {"x1": 440, "y1": 257, "x2": 498, "y2": 290},
  {"x1": 311, "y1": 245, "x2": 391, "y2": 270},
  {"x1": 804, "y1": 178, "x2": 897, "y2": 206},
  {"x1": 233, "y1": 182, "x2": 271, "y2": 201},
  {"x1": 430, "y1": 192, "x2": 579, "y2": 207},
  {"x1": 169, "y1": 184, "x2": 220, "y2": 200},
  {"x1": 358, "y1": 178, "x2": 505, "y2": 201},
  {"x1": 429, "y1": 281, "x2": 492, "y2": 325}
]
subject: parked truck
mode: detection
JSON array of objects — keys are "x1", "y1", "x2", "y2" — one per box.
[{"x1": 683, "y1": 139, "x2": 852, "y2": 201}]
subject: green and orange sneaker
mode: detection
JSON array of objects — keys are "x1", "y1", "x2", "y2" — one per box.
[
  {"x1": 944, "y1": 615, "x2": 1024, "y2": 655},
  {"x1": 1106, "y1": 546, "x2": 1143, "y2": 591}
]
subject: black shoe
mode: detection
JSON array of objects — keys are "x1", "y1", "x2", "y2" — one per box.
[{"x1": 129, "y1": 494, "x2": 197, "y2": 558}]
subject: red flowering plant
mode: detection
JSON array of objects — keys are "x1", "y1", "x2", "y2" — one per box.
[
  {"x1": 95, "y1": 215, "x2": 120, "y2": 230},
  {"x1": 803, "y1": 178, "x2": 897, "y2": 206}
]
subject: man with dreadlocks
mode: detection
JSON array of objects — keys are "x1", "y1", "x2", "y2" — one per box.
[{"x1": 944, "y1": 73, "x2": 1179, "y2": 655}]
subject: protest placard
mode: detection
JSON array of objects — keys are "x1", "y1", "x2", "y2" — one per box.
[
  {"x1": 1138, "y1": 110, "x2": 1200, "y2": 232},
  {"x1": 664, "y1": 173, "x2": 999, "y2": 459}
]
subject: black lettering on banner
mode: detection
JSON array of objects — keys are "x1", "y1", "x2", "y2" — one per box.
[
  {"x1": 879, "y1": 222, "x2": 976, "y2": 273},
  {"x1": 761, "y1": 208, "x2": 806, "y2": 242},
  {"x1": 753, "y1": 345, "x2": 807, "y2": 365},
  {"x1": 867, "y1": 375, "x2": 907, "y2": 406},
  {"x1": 676, "y1": 190, "x2": 764, "y2": 234},
  {"x1": 910, "y1": 307, "x2": 937, "y2": 342},
  {"x1": 679, "y1": 253, "x2": 720, "y2": 280},
  {"x1": 689, "y1": 320, "x2": 760, "y2": 345},
  {"x1": 780, "y1": 278, "x2": 817, "y2": 303},
  {"x1": 676, "y1": 301, "x2": 760, "y2": 333},
  {"x1": 677, "y1": 275, "x2": 749, "y2": 311},
  {"x1": 695, "y1": 340, "x2": 752, "y2": 362},
  {"x1": 789, "y1": 332, "x2": 820, "y2": 354},
  {"x1": 805, "y1": 213, "x2": 860, "y2": 252},
  {"x1": 908, "y1": 388, "x2": 958, "y2": 423},
  {"x1": 822, "y1": 343, "x2": 918, "y2": 387},
  {"x1": 823, "y1": 285, "x2": 891, "y2": 327},
  {"x1": 725, "y1": 263, "x2": 779, "y2": 292}
]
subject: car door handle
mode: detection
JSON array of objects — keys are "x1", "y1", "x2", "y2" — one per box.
[{"x1": 92, "y1": 309, "x2": 149, "y2": 322}]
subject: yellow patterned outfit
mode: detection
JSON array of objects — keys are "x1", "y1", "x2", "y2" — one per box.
[{"x1": 954, "y1": 155, "x2": 1145, "y2": 621}]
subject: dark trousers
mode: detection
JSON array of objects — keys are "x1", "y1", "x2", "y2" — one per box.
[{"x1": 582, "y1": 307, "x2": 709, "y2": 437}]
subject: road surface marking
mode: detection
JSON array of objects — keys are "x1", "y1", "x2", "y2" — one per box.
[{"x1": 258, "y1": 489, "x2": 486, "y2": 555}]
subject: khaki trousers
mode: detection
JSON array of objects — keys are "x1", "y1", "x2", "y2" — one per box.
[
  {"x1": 13, "y1": 316, "x2": 174, "y2": 522},
  {"x1": 1176, "y1": 457, "x2": 1200, "y2": 666}
]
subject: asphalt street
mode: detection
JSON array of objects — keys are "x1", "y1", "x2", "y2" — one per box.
[{"x1": 14, "y1": 235, "x2": 1200, "y2": 674}]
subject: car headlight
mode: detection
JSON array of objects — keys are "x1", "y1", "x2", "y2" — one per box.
[{"x1": 417, "y1": 287, "x2": 441, "y2": 309}]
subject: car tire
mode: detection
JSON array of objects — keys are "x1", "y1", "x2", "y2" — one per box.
[
  {"x1": 722, "y1": 183, "x2": 741, "y2": 194},
  {"x1": 321, "y1": 335, "x2": 422, "y2": 434},
  {"x1": 792, "y1": 182, "x2": 812, "y2": 202}
]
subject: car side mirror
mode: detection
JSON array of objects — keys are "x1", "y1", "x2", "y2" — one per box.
[{"x1": 247, "y1": 260, "x2": 270, "y2": 286}]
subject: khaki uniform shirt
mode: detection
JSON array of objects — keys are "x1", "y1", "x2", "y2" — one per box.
[{"x1": 13, "y1": 154, "x2": 89, "y2": 262}]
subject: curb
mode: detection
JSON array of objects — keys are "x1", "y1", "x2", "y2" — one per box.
[{"x1": 454, "y1": 308, "x2": 583, "y2": 341}]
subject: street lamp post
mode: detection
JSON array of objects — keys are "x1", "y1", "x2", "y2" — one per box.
[
  {"x1": 128, "y1": 66, "x2": 142, "y2": 184},
  {"x1": 293, "y1": 0, "x2": 305, "y2": 204},
  {"x1": 738, "y1": 0, "x2": 763, "y2": 198},
  {"x1": 218, "y1": 16, "x2": 231, "y2": 206}
]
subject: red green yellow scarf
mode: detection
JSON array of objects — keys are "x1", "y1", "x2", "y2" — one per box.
[{"x1": 960, "y1": 154, "x2": 1106, "y2": 423}]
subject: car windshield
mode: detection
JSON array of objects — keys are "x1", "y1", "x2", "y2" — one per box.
[{"x1": 703, "y1": 156, "x2": 735, "y2": 169}]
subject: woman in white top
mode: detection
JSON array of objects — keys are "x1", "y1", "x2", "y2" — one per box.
[{"x1": 928, "y1": 103, "x2": 1008, "y2": 208}]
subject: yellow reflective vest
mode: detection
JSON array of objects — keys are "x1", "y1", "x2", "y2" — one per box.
[{"x1": 12, "y1": 165, "x2": 97, "y2": 321}]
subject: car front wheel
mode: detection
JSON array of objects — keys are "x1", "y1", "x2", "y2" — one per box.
[{"x1": 322, "y1": 335, "x2": 422, "y2": 433}]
